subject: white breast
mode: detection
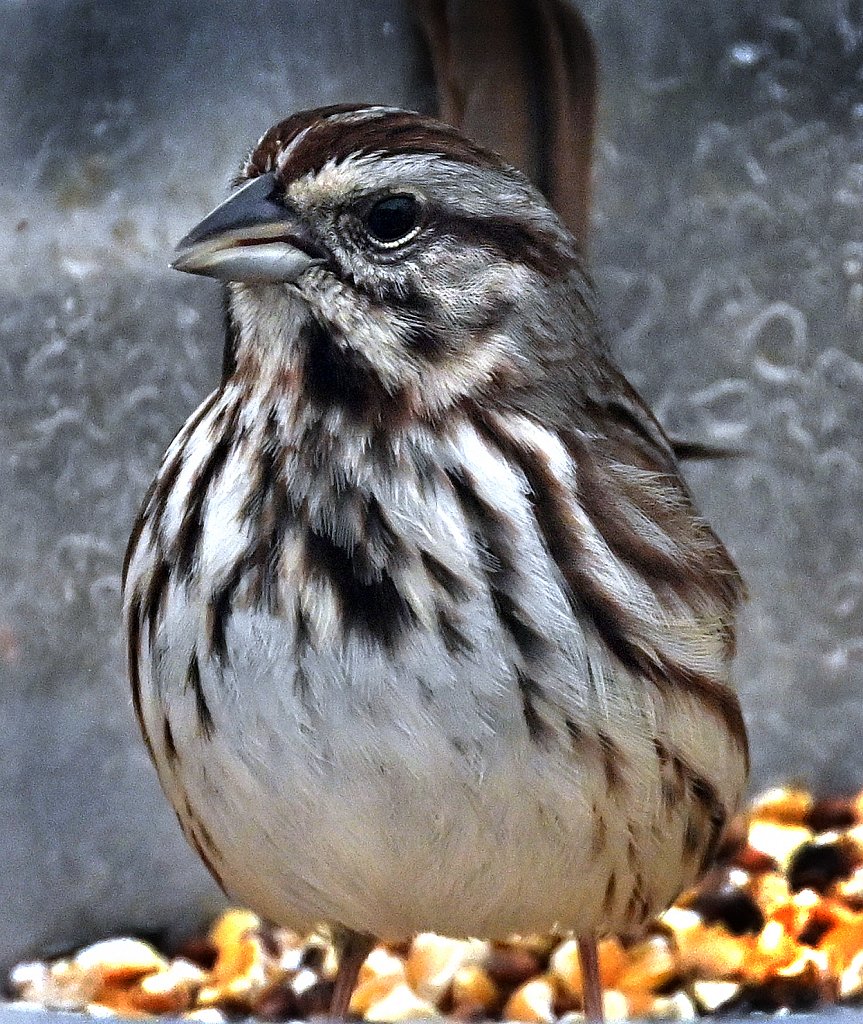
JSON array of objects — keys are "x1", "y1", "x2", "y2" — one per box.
[{"x1": 125, "y1": 396, "x2": 744, "y2": 940}]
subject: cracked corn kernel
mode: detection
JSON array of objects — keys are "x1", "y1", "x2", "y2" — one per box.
[
  {"x1": 197, "y1": 911, "x2": 272, "y2": 1007},
  {"x1": 601, "y1": 990, "x2": 631, "y2": 1020},
  {"x1": 130, "y1": 959, "x2": 206, "y2": 1014},
  {"x1": 749, "y1": 787, "x2": 814, "y2": 825},
  {"x1": 10, "y1": 959, "x2": 98, "y2": 1012},
  {"x1": 674, "y1": 921, "x2": 751, "y2": 979},
  {"x1": 183, "y1": 1009, "x2": 226, "y2": 1023},
  {"x1": 350, "y1": 950, "x2": 406, "y2": 1017},
  {"x1": 689, "y1": 980, "x2": 740, "y2": 1013},
  {"x1": 647, "y1": 991, "x2": 697, "y2": 1019},
  {"x1": 364, "y1": 981, "x2": 441, "y2": 1021},
  {"x1": 503, "y1": 976, "x2": 556, "y2": 1023},
  {"x1": 616, "y1": 935, "x2": 677, "y2": 993},
  {"x1": 556, "y1": 990, "x2": 631, "y2": 1024},
  {"x1": 839, "y1": 948, "x2": 863, "y2": 999},
  {"x1": 747, "y1": 820, "x2": 813, "y2": 871},
  {"x1": 406, "y1": 934, "x2": 487, "y2": 1004},
  {"x1": 74, "y1": 939, "x2": 168, "y2": 985},
  {"x1": 749, "y1": 870, "x2": 794, "y2": 917},
  {"x1": 549, "y1": 938, "x2": 627, "y2": 1000},
  {"x1": 450, "y1": 964, "x2": 499, "y2": 1012}
]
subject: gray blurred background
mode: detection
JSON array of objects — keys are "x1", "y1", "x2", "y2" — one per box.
[{"x1": 0, "y1": 0, "x2": 861, "y2": 974}]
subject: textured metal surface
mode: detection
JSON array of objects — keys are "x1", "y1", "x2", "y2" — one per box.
[
  {"x1": 0, "y1": 0, "x2": 860, "y2": 973},
  {"x1": 0, "y1": 0, "x2": 435, "y2": 972}
]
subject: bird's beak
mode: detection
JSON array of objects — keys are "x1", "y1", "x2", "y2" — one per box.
[{"x1": 172, "y1": 172, "x2": 327, "y2": 283}]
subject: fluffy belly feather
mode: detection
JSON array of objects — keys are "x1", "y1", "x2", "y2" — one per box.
[
  {"x1": 124, "y1": 395, "x2": 746, "y2": 942},
  {"x1": 136, "y1": 595, "x2": 732, "y2": 941}
]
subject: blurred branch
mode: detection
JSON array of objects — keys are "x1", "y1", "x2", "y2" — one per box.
[{"x1": 411, "y1": 0, "x2": 596, "y2": 245}]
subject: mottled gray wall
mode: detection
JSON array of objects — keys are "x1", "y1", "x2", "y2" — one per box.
[
  {"x1": 0, "y1": 0, "x2": 860, "y2": 973},
  {"x1": 0, "y1": 0, "x2": 435, "y2": 973},
  {"x1": 583, "y1": 0, "x2": 863, "y2": 791}
]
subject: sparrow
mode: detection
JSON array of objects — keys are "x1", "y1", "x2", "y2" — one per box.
[{"x1": 123, "y1": 104, "x2": 748, "y2": 1019}]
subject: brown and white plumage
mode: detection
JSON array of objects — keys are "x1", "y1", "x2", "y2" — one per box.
[{"x1": 123, "y1": 105, "x2": 747, "y2": 1017}]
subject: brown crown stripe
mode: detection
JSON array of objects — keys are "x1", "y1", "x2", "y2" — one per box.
[
  {"x1": 242, "y1": 104, "x2": 386, "y2": 180},
  {"x1": 475, "y1": 414, "x2": 749, "y2": 755},
  {"x1": 247, "y1": 106, "x2": 509, "y2": 185}
]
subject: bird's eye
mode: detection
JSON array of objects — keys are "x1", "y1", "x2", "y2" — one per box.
[{"x1": 363, "y1": 194, "x2": 422, "y2": 247}]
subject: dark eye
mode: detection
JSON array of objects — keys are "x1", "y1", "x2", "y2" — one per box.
[{"x1": 363, "y1": 194, "x2": 422, "y2": 246}]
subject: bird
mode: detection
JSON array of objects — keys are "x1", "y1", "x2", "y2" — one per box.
[{"x1": 122, "y1": 104, "x2": 749, "y2": 1020}]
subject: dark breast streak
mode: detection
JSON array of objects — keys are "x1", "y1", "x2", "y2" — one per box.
[
  {"x1": 470, "y1": 409, "x2": 748, "y2": 761},
  {"x1": 125, "y1": 374, "x2": 471, "y2": 745}
]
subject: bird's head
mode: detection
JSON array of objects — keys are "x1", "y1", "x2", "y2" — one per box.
[{"x1": 173, "y1": 105, "x2": 596, "y2": 418}]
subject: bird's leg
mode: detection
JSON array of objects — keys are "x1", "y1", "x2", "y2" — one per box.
[
  {"x1": 577, "y1": 935, "x2": 604, "y2": 1022},
  {"x1": 329, "y1": 926, "x2": 375, "y2": 1019}
]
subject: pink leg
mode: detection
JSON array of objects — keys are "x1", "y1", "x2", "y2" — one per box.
[
  {"x1": 578, "y1": 935, "x2": 604, "y2": 1021},
  {"x1": 329, "y1": 927, "x2": 375, "y2": 1019}
]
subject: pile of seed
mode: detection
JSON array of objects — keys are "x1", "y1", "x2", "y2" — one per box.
[{"x1": 6, "y1": 786, "x2": 863, "y2": 1020}]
